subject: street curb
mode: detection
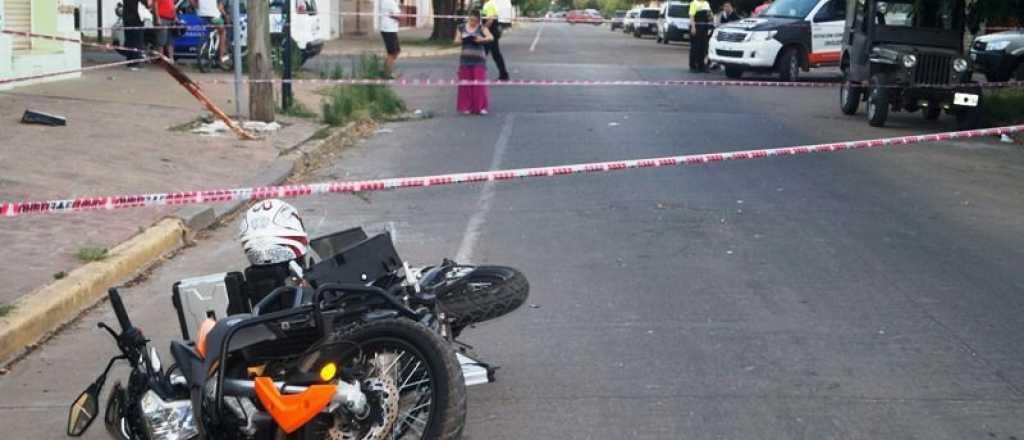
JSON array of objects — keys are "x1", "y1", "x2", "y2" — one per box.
[
  {"x1": 0, "y1": 124, "x2": 343, "y2": 365},
  {"x1": 0, "y1": 218, "x2": 186, "y2": 363}
]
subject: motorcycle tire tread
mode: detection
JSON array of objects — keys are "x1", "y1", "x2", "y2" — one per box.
[
  {"x1": 310, "y1": 318, "x2": 467, "y2": 440},
  {"x1": 441, "y1": 266, "x2": 529, "y2": 332}
]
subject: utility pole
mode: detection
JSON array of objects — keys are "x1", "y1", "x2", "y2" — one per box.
[
  {"x1": 97, "y1": 0, "x2": 104, "y2": 42},
  {"x1": 282, "y1": 0, "x2": 293, "y2": 110},
  {"x1": 247, "y1": 0, "x2": 275, "y2": 121},
  {"x1": 231, "y1": 0, "x2": 243, "y2": 118}
]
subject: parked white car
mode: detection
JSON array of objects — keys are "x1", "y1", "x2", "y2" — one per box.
[
  {"x1": 632, "y1": 7, "x2": 659, "y2": 38},
  {"x1": 656, "y1": 1, "x2": 690, "y2": 44}
]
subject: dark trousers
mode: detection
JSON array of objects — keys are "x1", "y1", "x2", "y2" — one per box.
[
  {"x1": 124, "y1": 27, "x2": 145, "y2": 65},
  {"x1": 689, "y1": 25, "x2": 710, "y2": 71},
  {"x1": 486, "y1": 22, "x2": 509, "y2": 80}
]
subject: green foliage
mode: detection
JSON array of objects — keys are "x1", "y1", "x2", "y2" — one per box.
[
  {"x1": 320, "y1": 54, "x2": 406, "y2": 127},
  {"x1": 972, "y1": 0, "x2": 1024, "y2": 25},
  {"x1": 0, "y1": 303, "x2": 12, "y2": 317},
  {"x1": 279, "y1": 100, "x2": 318, "y2": 118},
  {"x1": 272, "y1": 38, "x2": 305, "y2": 77},
  {"x1": 985, "y1": 89, "x2": 1024, "y2": 125},
  {"x1": 76, "y1": 246, "x2": 109, "y2": 263},
  {"x1": 513, "y1": 0, "x2": 552, "y2": 16}
]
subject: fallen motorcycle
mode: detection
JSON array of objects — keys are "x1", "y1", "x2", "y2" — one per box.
[
  {"x1": 70, "y1": 226, "x2": 529, "y2": 440},
  {"x1": 67, "y1": 287, "x2": 406, "y2": 440}
]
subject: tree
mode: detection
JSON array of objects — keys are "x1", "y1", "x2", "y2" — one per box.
[
  {"x1": 972, "y1": 0, "x2": 1024, "y2": 26},
  {"x1": 248, "y1": 0, "x2": 274, "y2": 122},
  {"x1": 429, "y1": 0, "x2": 459, "y2": 41}
]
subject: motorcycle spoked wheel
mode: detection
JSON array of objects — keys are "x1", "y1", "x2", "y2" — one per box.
[
  {"x1": 436, "y1": 266, "x2": 530, "y2": 335},
  {"x1": 299, "y1": 319, "x2": 466, "y2": 440}
]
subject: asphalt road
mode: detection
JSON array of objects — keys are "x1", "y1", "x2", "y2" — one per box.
[{"x1": 4, "y1": 23, "x2": 1024, "y2": 439}]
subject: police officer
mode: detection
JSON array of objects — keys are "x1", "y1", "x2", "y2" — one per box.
[{"x1": 689, "y1": 0, "x2": 713, "y2": 73}]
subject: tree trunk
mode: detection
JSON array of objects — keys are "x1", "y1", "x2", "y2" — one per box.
[
  {"x1": 248, "y1": 0, "x2": 275, "y2": 122},
  {"x1": 429, "y1": 0, "x2": 458, "y2": 41}
]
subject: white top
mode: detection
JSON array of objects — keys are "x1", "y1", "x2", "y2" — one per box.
[
  {"x1": 379, "y1": 0, "x2": 400, "y2": 33},
  {"x1": 197, "y1": 0, "x2": 220, "y2": 18}
]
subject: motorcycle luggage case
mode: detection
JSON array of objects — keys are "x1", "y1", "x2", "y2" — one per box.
[
  {"x1": 309, "y1": 227, "x2": 369, "y2": 261},
  {"x1": 172, "y1": 272, "x2": 246, "y2": 341},
  {"x1": 307, "y1": 232, "x2": 403, "y2": 287}
]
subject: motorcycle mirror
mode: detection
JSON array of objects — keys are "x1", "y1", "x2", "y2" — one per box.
[{"x1": 66, "y1": 383, "x2": 100, "y2": 436}]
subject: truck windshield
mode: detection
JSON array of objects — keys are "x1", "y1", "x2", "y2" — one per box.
[
  {"x1": 875, "y1": 0, "x2": 963, "y2": 31},
  {"x1": 667, "y1": 5, "x2": 687, "y2": 17},
  {"x1": 640, "y1": 10, "x2": 659, "y2": 19},
  {"x1": 761, "y1": 0, "x2": 817, "y2": 19}
]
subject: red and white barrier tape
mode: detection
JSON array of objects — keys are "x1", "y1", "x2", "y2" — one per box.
[
  {"x1": 1, "y1": 29, "x2": 150, "y2": 54},
  {"x1": 3, "y1": 124, "x2": 1021, "y2": 218},
  {"x1": 198, "y1": 76, "x2": 1024, "y2": 90},
  {"x1": 0, "y1": 56, "x2": 158, "y2": 85}
]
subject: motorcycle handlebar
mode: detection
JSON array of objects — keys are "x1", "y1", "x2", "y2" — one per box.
[{"x1": 107, "y1": 288, "x2": 133, "y2": 333}]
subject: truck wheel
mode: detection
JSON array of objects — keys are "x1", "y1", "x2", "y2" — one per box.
[
  {"x1": 724, "y1": 66, "x2": 743, "y2": 79},
  {"x1": 778, "y1": 47, "x2": 800, "y2": 82},
  {"x1": 866, "y1": 74, "x2": 889, "y2": 127},
  {"x1": 839, "y1": 81, "x2": 862, "y2": 115}
]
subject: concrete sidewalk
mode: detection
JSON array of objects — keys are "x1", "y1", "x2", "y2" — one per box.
[
  {"x1": 0, "y1": 50, "x2": 325, "y2": 358},
  {"x1": 322, "y1": 26, "x2": 460, "y2": 58}
]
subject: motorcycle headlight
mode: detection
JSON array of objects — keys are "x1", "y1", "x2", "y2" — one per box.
[
  {"x1": 140, "y1": 391, "x2": 198, "y2": 440},
  {"x1": 745, "y1": 30, "x2": 777, "y2": 42},
  {"x1": 902, "y1": 54, "x2": 918, "y2": 69},
  {"x1": 987, "y1": 40, "x2": 1011, "y2": 51},
  {"x1": 953, "y1": 58, "x2": 969, "y2": 73}
]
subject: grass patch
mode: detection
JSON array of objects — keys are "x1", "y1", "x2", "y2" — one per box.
[
  {"x1": 400, "y1": 37, "x2": 454, "y2": 48},
  {"x1": 310, "y1": 126, "x2": 334, "y2": 140},
  {"x1": 0, "y1": 303, "x2": 12, "y2": 317},
  {"x1": 279, "y1": 100, "x2": 318, "y2": 119},
  {"x1": 76, "y1": 246, "x2": 109, "y2": 263},
  {"x1": 319, "y1": 54, "x2": 406, "y2": 127},
  {"x1": 985, "y1": 88, "x2": 1024, "y2": 125}
]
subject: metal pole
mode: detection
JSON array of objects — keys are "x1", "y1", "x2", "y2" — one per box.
[
  {"x1": 282, "y1": 0, "x2": 293, "y2": 110},
  {"x1": 97, "y1": 0, "x2": 103, "y2": 42},
  {"x1": 232, "y1": 0, "x2": 243, "y2": 117}
]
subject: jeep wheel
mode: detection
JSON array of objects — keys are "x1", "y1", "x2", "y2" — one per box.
[
  {"x1": 1014, "y1": 61, "x2": 1024, "y2": 81},
  {"x1": 922, "y1": 104, "x2": 942, "y2": 121},
  {"x1": 778, "y1": 47, "x2": 800, "y2": 82},
  {"x1": 724, "y1": 66, "x2": 744, "y2": 79},
  {"x1": 866, "y1": 74, "x2": 889, "y2": 127},
  {"x1": 839, "y1": 81, "x2": 862, "y2": 115}
]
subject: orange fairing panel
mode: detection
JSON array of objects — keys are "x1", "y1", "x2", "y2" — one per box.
[{"x1": 254, "y1": 377, "x2": 336, "y2": 434}]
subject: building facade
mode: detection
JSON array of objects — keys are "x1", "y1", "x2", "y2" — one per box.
[{"x1": 1, "y1": 0, "x2": 82, "y2": 89}]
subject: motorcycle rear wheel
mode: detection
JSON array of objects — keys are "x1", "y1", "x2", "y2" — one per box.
[
  {"x1": 438, "y1": 266, "x2": 529, "y2": 334},
  {"x1": 299, "y1": 318, "x2": 466, "y2": 440}
]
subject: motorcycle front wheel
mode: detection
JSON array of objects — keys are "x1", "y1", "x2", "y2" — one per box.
[
  {"x1": 438, "y1": 266, "x2": 530, "y2": 334},
  {"x1": 300, "y1": 318, "x2": 466, "y2": 440}
]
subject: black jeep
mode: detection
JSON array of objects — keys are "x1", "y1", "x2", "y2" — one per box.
[{"x1": 838, "y1": 0, "x2": 984, "y2": 129}]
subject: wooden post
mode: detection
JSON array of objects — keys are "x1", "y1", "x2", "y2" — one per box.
[{"x1": 248, "y1": 0, "x2": 275, "y2": 122}]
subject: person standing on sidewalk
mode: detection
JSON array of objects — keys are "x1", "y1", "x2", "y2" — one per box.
[
  {"x1": 718, "y1": 1, "x2": 740, "y2": 24},
  {"x1": 454, "y1": 10, "x2": 494, "y2": 115},
  {"x1": 123, "y1": 0, "x2": 145, "y2": 69},
  {"x1": 379, "y1": 0, "x2": 402, "y2": 77},
  {"x1": 192, "y1": 0, "x2": 227, "y2": 66},
  {"x1": 688, "y1": 0, "x2": 712, "y2": 72},
  {"x1": 482, "y1": 0, "x2": 510, "y2": 81},
  {"x1": 152, "y1": 0, "x2": 177, "y2": 61}
]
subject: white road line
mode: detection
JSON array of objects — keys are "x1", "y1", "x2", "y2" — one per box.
[
  {"x1": 455, "y1": 114, "x2": 515, "y2": 262},
  {"x1": 529, "y1": 23, "x2": 545, "y2": 52}
]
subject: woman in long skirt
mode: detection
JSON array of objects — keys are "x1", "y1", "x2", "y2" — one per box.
[{"x1": 454, "y1": 10, "x2": 494, "y2": 115}]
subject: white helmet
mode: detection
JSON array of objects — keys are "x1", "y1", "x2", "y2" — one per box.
[{"x1": 238, "y1": 199, "x2": 309, "y2": 266}]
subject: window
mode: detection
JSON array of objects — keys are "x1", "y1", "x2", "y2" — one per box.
[
  {"x1": 875, "y1": 0, "x2": 963, "y2": 31},
  {"x1": 761, "y1": 0, "x2": 818, "y2": 19},
  {"x1": 667, "y1": 5, "x2": 686, "y2": 17},
  {"x1": 640, "y1": 9, "x2": 659, "y2": 19},
  {"x1": 814, "y1": 0, "x2": 845, "y2": 22}
]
